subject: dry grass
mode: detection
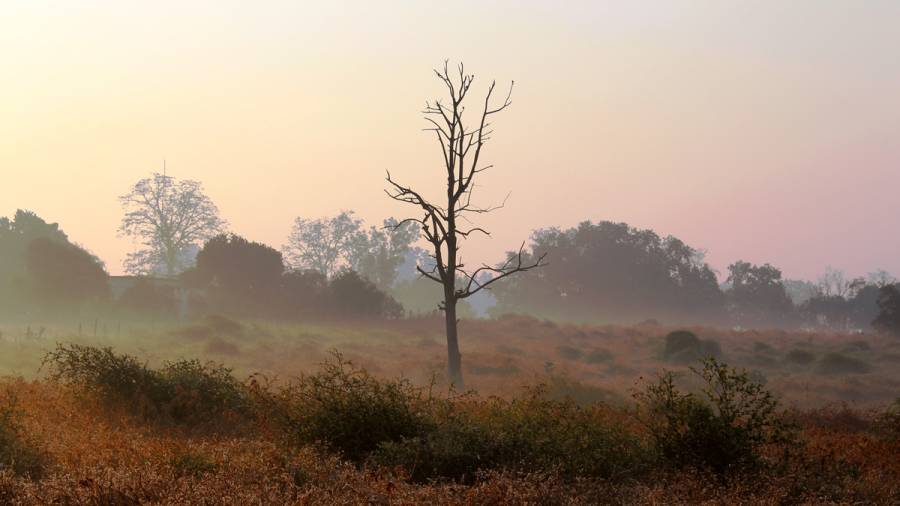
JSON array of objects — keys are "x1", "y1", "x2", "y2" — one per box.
[
  {"x1": 0, "y1": 376, "x2": 896, "y2": 504},
  {"x1": 2, "y1": 315, "x2": 900, "y2": 409}
]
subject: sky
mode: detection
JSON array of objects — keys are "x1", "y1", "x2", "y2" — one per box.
[{"x1": 1, "y1": 1, "x2": 898, "y2": 281}]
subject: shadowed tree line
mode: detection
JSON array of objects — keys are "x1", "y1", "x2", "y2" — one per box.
[
  {"x1": 2, "y1": 208, "x2": 898, "y2": 337},
  {"x1": 488, "y1": 220, "x2": 899, "y2": 332}
]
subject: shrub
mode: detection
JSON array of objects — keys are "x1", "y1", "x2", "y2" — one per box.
[
  {"x1": 664, "y1": 330, "x2": 700, "y2": 357},
  {"x1": 637, "y1": 357, "x2": 795, "y2": 476},
  {"x1": 877, "y1": 398, "x2": 900, "y2": 441},
  {"x1": 785, "y1": 349, "x2": 815, "y2": 365},
  {"x1": 169, "y1": 449, "x2": 217, "y2": 478},
  {"x1": 266, "y1": 352, "x2": 429, "y2": 462},
  {"x1": 42, "y1": 344, "x2": 249, "y2": 428},
  {"x1": 817, "y1": 352, "x2": 871, "y2": 375},
  {"x1": 583, "y1": 348, "x2": 614, "y2": 364},
  {"x1": 0, "y1": 396, "x2": 47, "y2": 479},
  {"x1": 374, "y1": 388, "x2": 648, "y2": 483},
  {"x1": 556, "y1": 345, "x2": 583, "y2": 361},
  {"x1": 663, "y1": 331, "x2": 722, "y2": 363}
]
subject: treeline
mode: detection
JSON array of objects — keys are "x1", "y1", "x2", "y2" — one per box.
[
  {"x1": 490, "y1": 221, "x2": 900, "y2": 333},
  {"x1": 2, "y1": 209, "x2": 899, "y2": 334}
]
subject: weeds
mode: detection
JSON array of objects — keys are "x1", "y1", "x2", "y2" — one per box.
[{"x1": 0, "y1": 394, "x2": 47, "y2": 479}]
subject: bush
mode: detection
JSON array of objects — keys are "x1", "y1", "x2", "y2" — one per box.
[
  {"x1": 817, "y1": 352, "x2": 871, "y2": 375},
  {"x1": 169, "y1": 449, "x2": 217, "y2": 478},
  {"x1": 374, "y1": 388, "x2": 648, "y2": 483},
  {"x1": 0, "y1": 396, "x2": 47, "y2": 479},
  {"x1": 42, "y1": 344, "x2": 249, "y2": 429},
  {"x1": 663, "y1": 331, "x2": 722, "y2": 363},
  {"x1": 583, "y1": 348, "x2": 614, "y2": 364},
  {"x1": 263, "y1": 353, "x2": 647, "y2": 482},
  {"x1": 877, "y1": 398, "x2": 900, "y2": 441},
  {"x1": 556, "y1": 345, "x2": 583, "y2": 361},
  {"x1": 264, "y1": 352, "x2": 429, "y2": 462},
  {"x1": 785, "y1": 349, "x2": 815, "y2": 365},
  {"x1": 637, "y1": 357, "x2": 795, "y2": 476}
]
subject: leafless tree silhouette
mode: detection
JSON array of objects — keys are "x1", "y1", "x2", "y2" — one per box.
[{"x1": 386, "y1": 61, "x2": 546, "y2": 387}]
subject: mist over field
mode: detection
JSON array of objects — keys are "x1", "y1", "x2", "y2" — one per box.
[{"x1": 1, "y1": 2, "x2": 899, "y2": 504}]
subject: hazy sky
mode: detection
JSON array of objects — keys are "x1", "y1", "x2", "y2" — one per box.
[{"x1": 2, "y1": 1, "x2": 898, "y2": 280}]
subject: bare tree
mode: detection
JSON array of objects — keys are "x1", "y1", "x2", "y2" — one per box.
[
  {"x1": 386, "y1": 62, "x2": 546, "y2": 387},
  {"x1": 817, "y1": 267, "x2": 864, "y2": 298},
  {"x1": 119, "y1": 172, "x2": 226, "y2": 276}
]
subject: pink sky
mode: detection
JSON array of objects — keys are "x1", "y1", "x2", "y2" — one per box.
[{"x1": 1, "y1": 1, "x2": 898, "y2": 281}]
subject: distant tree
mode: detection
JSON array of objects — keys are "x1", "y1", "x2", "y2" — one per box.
[
  {"x1": 25, "y1": 238, "x2": 109, "y2": 309},
  {"x1": 328, "y1": 270, "x2": 404, "y2": 319},
  {"x1": 847, "y1": 283, "x2": 882, "y2": 329},
  {"x1": 783, "y1": 279, "x2": 819, "y2": 306},
  {"x1": 283, "y1": 211, "x2": 363, "y2": 278},
  {"x1": 725, "y1": 261, "x2": 794, "y2": 327},
  {"x1": 816, "y1": 267, "x2": 864, "y2": 298},
  {"x1": 385, "y1": 62, "x2": 545, "y2": 387},
  {"x1": 491, "y1": 221, "x2": 724, "y2": 323},
  {"x1": 280, "y1": 268, "x2": 329, "y2": 317},
  {"x1": 867, "y1": 269, "x2": 897, "y2": 288},
  {"x1": 390, "y1": 275, "x2": 476, "y2": 318},
  {"x1": 0, "y1": 210, "x2": 70, "y2": 292},
  {"x1": 873, "y1": 284, "x2": 900, "y2": 337},
  {"x1": 117, "y1": 279, "x2": 176, "y2": 317},
  {"x1": 800, "y1": 295, "x2": 851, "y2": 330},
  {"x1": 119, "y1": 172, "x2": 226, "y2": 276},
  {"x1": 347, "y1": 218, "x2": 420, "y2": 289},
  {"x1": 194, "y1": 234, "x2": 284, "y2": 315}
]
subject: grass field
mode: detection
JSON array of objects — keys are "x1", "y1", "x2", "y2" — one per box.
[
  {"x1": 0, "y1": 315, "x2": 898, "y2": 504},
  {"x1": 2, "y1": 314, "x2": 899, "y2": 408}
]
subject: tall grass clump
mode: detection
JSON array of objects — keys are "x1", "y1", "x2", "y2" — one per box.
[
  {"x1": 0, "y1": 394, "x2": 47, "y2": 479},
  {"x1": 42, "y1": 344, "x2": 249, "y2": 429},
  {"x1": 637, "y1": 357, "x2": 796, "y2": 477}
]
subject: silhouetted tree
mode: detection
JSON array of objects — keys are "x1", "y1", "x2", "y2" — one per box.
[
  {"x1": 194, "y1": 234, "x2": 284, "y2": 315},
  {"x1": 0, "y1": 210, "x2": 70, "y2": 302},
  {"x1": 119, "y1": 172, "x2": 226, "y2": 276},
  {"x1": 328, "y1": 270, "x2": 403, "y2": 319},
  {"x1": 25, "y1": 238, "x2": 109, "y2": 309},
  {"x1": 725, "y1": 261, "x2": 794, "y2": 327},
  {"x1": 873, "y1": 284, "x2": 900, "y2": 337},
  {"x1": 386, "y1": 62, "x2": 545, "y2": 386},
  {"x1": 491, "y1": 221, "x2": 724, "y2": 323},
  {"x1": 280, "y1": 268, "x2": 329, "y2": 317}
]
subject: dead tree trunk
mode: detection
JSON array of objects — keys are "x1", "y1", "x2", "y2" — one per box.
[{"x1": 386, "y1": 61, "x2": 546, "y2": 389}]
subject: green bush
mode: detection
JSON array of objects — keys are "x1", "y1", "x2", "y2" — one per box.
[
  {"x1": 785, "y1": 349, "x2": 815, "y2": 365},
  {"x1": 265, "y1": 352, "x2": 430, "y2": 462},
  {"x1": 42, "y1": 344, "x2": 249, "y2": 428},
  {"x1": 663, "y1": 331, "x2": 722, "y2": 363},
  {"x1": 0, "y1": 398, "x2": 47, "y2": 479},
  {"x1": 817, "y1": 352, "x2": 871, "y2": 375},
  {"x1": 169, "y1": 449, "x2": 217, "y2": 478},
  {"x1": 374, "y1": 388, "x2": 648, "y2": 483},
  {"x1": 877, "y1": 398, "x2": 900, "y2": 441},
  {"x1": 583, "y1": 348, "x2": 614, "y2": 364},
  {"x1": 556, "y1": 345, "x2": 583, "y2": 361},
  {"x1": 637, "y1": 358, "x2": 795, "y2": 476}
]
